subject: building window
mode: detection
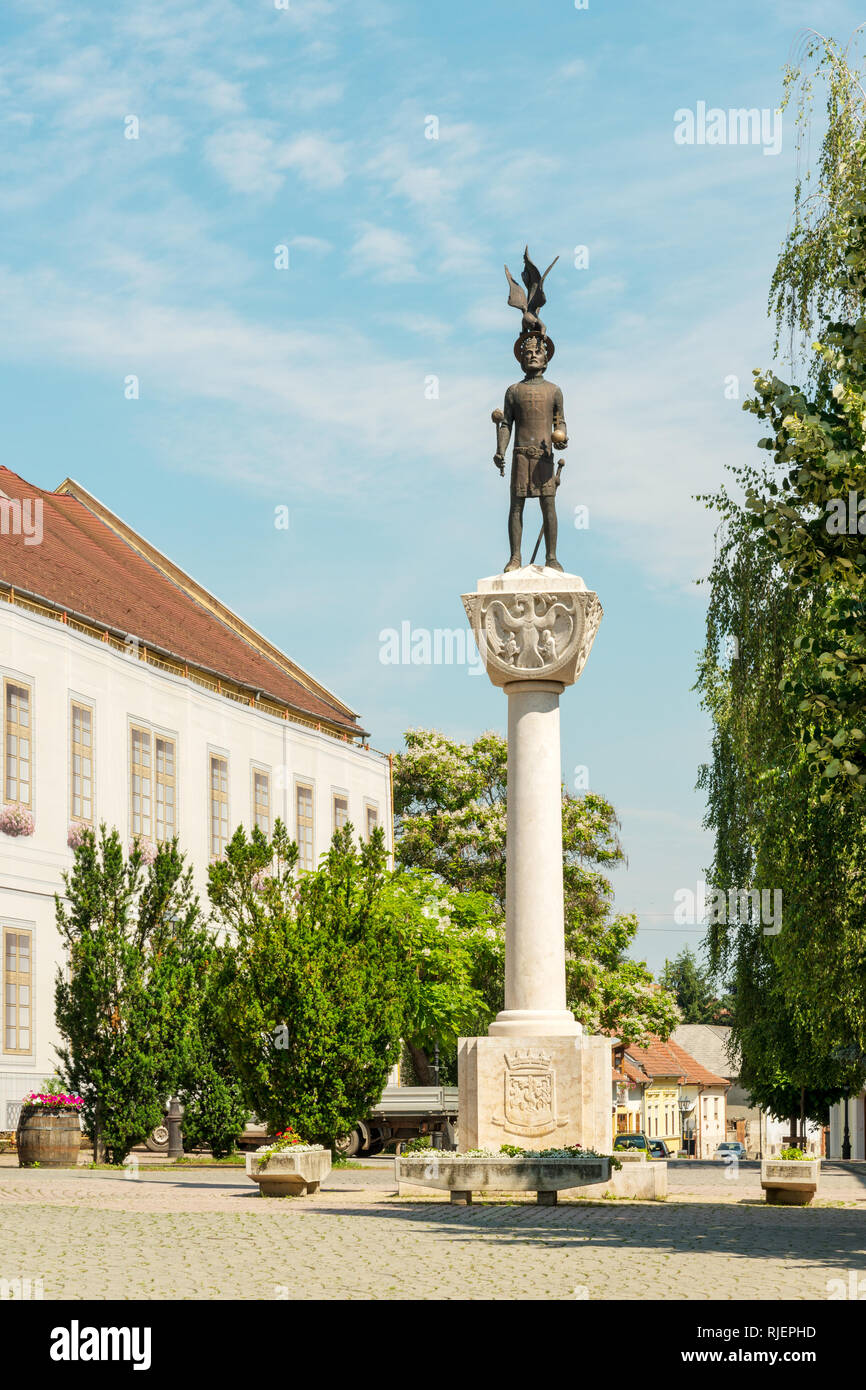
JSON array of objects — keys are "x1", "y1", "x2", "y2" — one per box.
[
  {"x1": 296, "y1": 783, "x2": 314, "y2": 870},
  {"x1": 253, "y1": 769, "x2": 270, "y2": 835},
  {"x1": 333, "y1": 794, "x2": 349, "y2": 833},
  {"x1": 70, "y1": 702, "x2": 93, "y2": 824},
  {"x1": 4, "y1": 680, "x2": 31, "y2": 808},
  {"x1": 130, "y1": 725, "x2": 152, "y2": 839},
  {"x1": 155, "y1": 737, "x2": 176, "y2": 842},
  {"x1": 365, "y1": 803, "x2": 379, "y2": 841},
  {"x1": 3, "y1": 927, "x2": 31, "y2": 1054},
  {"x1": 210, "y1": 755, "x2": 229, "y2": 859}
]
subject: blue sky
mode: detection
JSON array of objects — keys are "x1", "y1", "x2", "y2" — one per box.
[{"x1": 1, "y1": 0, "x2": 861, "y2": 972}]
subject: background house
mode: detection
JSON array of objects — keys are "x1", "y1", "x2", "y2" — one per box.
[
  {"x1": 612, "y1": 1034, "x2": 729, "y2": 1154},
  {"x1": 0, "y1": 467, "x2": 393, "y2": 1130},
  {"x1": 673, "y1": 1023, "x2": 824, "y2": 1156}
]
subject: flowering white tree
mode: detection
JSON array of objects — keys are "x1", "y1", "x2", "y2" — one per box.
[{"x1": 394, "y1": 728, "x2": 678, "y2": 1044}]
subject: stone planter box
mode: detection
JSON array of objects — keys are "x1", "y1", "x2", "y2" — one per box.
[
  {"x1": 760, "y1": 1158, "x2": 820, "y2": 1206},
  {"x1": 396, "y1": 1154, "x2": 611, "y2": 1205},
  {"x1": 16, "y1": 1108, "x2": 81, "y2": 1168},
  {"x1": 246, "y1": 1147, "x2": 331, "y2": 1198},
  {"x1": 582, "y1": 1159, "x2": 667, "y2": 1201}
]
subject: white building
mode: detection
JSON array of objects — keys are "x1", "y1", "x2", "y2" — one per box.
[
  {"x1": 828, "y1": 1089, "x2": 866, "y2": 1160},
  {"x1": 0, "y1": 468, "x2": 393, "y2": 1131}
]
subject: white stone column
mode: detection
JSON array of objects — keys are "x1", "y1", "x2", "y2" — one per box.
[
  {"x1": 458, "y1": 566, "x2": 606, "y2": 1153},
  {"x1": 462, "y1": 567, "x2": 603, "y2": 1038},
  {"x1": 491, "y1": 678, "x2": 577, "y2": 1036}
]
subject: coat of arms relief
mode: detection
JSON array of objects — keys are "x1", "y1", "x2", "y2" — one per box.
[{"x1": 491, "y1": 1048, "x2": 568, "y2": 1139}]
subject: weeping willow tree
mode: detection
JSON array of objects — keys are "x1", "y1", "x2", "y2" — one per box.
[
  {"x1": 697, "y1": 32, "x2": 866, "y2": 1129},
  {"x1": 770, "y1": 27, "x2": 866, "y2": 394},
  {"x1": 697, "y1": 484, "x2": 859, "y2": 1128}
]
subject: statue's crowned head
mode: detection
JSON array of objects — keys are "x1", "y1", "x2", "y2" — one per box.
[{"x1": 515, "y1": 330, "x2": 555, "y2": 374}]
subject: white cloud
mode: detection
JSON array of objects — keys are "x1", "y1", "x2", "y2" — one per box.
[
  {"x1": 288, "y1": 235, "x2": 333, "y2": 255},
  {"x1": 0, "y1": 258, "x2": 766, "y2": 600},
  {"x1": 187, "y1": 70, "x2": 246, "y2": 115},
  {"x1": 204, "y1": 125, "x2": 345, "y2": 196},
  {"x1": 349, "y1": 225, "x2": 421, "y2": 282},
  {"x1": 281, "y1": 80, "x2": 345, "y2": 113},
  {"x1": 204, "y1": 123, "x2": 284, "y2": 196},
  {"x1": 276, "y1": 134, "x2": 346, "y2": 189}
]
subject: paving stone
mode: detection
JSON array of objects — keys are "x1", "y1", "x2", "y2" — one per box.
[{"x1": 0, "y1": 1168, "x2": 863, "y2": 1300}]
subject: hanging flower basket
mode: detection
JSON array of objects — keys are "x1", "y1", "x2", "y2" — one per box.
[
  {"x1": 0, "y1": 804, "x2": 35, "y2": 837},
  {"x1": 128, "y1": 837, "x2": 157, "y2": 865},
  {"x1": 67, "y1": 822, "x2": 91, "y2": 850}
]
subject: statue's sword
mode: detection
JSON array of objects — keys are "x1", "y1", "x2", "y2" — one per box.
[{"x1": 530, "y1": 460, "x2": 564, "y2": 565}]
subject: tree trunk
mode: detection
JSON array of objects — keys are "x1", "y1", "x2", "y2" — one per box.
[
  {"x1": 407, "y1": 1043, "x2": 433, "y2": 1086},
  {"x1": 799, "y1": 1085, "x2": 806, "y2": 1144},
  {"x1": 789, "y1": 1112, "x2": 799, "y2": 1149}
]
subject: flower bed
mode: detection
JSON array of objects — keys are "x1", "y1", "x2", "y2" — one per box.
[
  {"x1": 245, "y1": 1128, "x2": 330, "y2": 1197},
  {"x1": 22, "y1": 1092, "x2": 84, "y2": 1112},
  {"x1": 0, "y1": 804, "x2": 35, "y2": 837},
  {"x1": 760, "y1": 1157, "x2": 820, "y2": 1206},
  {"x1": 397, "y1": 1144, "x2": 615, "y2": 1205}
]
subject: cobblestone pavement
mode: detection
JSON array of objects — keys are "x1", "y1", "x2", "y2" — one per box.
[{"x1": 1, "y1": 1168, "x2": 864, "y2": 1300}]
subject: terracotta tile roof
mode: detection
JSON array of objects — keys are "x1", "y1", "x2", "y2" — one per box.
[
  {"x1": 0, "y1": 467, "x2": 362, "y2": 736},
  {"x1": 620, "y1": 1055, "x2": 650, "y2": 1085},
  {"x1": 612, "y1": 1055, "x2": 650, "y2": 1085},
  {"x1": 623, "y1": 1035, "x2": 729, "y2": 1088}
]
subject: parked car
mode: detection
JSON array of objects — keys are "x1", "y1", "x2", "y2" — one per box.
[
  {"x1": 613, "y1": 1132, "x2": 653, "y2": 1155},
  {"x1": 714, "y1": 1140, "x2": 747, "y2": 1160},
  {"x1": 648, "y1": 1138, "x2": 671, "y2": 1159}
]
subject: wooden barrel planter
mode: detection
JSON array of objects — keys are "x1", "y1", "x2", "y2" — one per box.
[{"x1": 16, "y1": 1107, "x2": 82, "y2": 1168}]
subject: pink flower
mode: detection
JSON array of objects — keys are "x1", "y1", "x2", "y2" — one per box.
[{"x1": 0, "y1": 804, "x2": 35, "y2": 837}]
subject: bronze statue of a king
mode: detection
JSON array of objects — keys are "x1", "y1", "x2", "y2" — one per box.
[{"x1": 492, "y1": 247, "x2": 568, "y2": 573}]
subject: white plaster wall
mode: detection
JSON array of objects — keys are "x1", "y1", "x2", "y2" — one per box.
[{"x1": 0, "y1": 604, "x2": 392, "y2": 1126}]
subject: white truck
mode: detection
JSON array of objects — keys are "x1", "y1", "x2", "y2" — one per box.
[{"x1": 335, "y1": 1085, "x2": 459, "y2": 1156}]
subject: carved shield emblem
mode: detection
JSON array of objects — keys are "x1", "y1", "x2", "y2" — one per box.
[{"x1": 492, "y1": 1049, "x2": 568, "y2": 1139}]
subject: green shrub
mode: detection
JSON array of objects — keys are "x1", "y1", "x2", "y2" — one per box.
[{"x1": 209, "y1": 824, "x2": 414, "y2": 1146}]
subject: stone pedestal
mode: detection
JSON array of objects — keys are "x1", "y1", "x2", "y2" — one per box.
[
  {"x1": 459, "y1": 565, "x2": 608, "y2": 1152},
  {"x1": 458, "y1": 1034, "x2": 611, "y2": 1154}
]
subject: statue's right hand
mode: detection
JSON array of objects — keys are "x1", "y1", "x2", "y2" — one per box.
[{"x1": 493, "y1": 454, "x2": 505, "y2": 473}]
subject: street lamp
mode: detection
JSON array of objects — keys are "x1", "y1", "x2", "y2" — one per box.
[
  {"x1": 678, "y1": 1098, "x2": 692, "y2": 1157},
  {"x1": 431, "y1": 1042, "x2": 442, "y2": 1150},
  {"x1": 842, "y1": 1095, "x2": 852, "y2": 1161}
]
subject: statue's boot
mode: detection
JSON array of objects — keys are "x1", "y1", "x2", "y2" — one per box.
[
  {"x1": 545, "y1": 554, "x2": 564, "y2": 573},
  {"x1": 504, "y1": 553, "x2": 522, "y2": 573}
]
